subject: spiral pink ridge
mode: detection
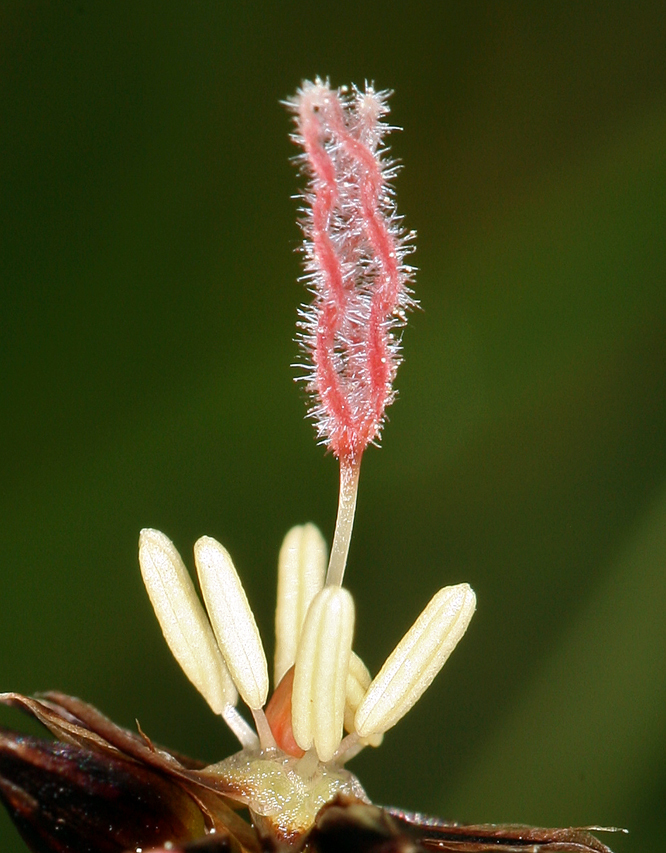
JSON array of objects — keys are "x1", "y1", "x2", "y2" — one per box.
[{"x1": 290, "y1": 79, "x2": 415, "y2": 467}]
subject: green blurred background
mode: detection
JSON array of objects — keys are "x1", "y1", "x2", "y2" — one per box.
[{"x1": 1, "y1": 3, "x2": 665, "y2": 851}]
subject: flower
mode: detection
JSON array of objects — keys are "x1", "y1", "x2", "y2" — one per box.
[
  {"x1": 134, "y1": 523, "x2": 476, "y2": 842},
  {"x1": 0, "y1": 523, "x2": 616, "y2": 852},
  {"x1": 0, "y1": 79, "x2": 618, "y2": 853}
]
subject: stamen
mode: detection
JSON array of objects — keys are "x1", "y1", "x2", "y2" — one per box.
[
  {"x1": 344, "y1": 652, "x2": 383, "y2": 748},
  {"x1": 274, "y1": 524, "x2": 327, "y2": 685},
  {"x1": 138, "y1": 529, "x2": 238, "y2": 715},
  {"x1": 222, "y1": 705, "x2": 260, "y2": 749},
  {"x1": 295, "y1": 748, "x2": 320, "y2": 778},
  {"x1": 291, "y1": 586, "x2": 355, "y2": 762},
  {"x1": 194, "y1": 536, "x2": 269, "y2": 711},
  {"x1": 251, "y1": 708, "x2": 278, "y2": 750},
  {"x1": 334, "y1": 732, "x2": 363, "y2": 763},
  {"x1": 354, "y1": 583, "x2": 476, "y2": 738}
]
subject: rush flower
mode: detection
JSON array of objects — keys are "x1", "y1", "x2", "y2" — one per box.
[
  {"x1": 0, "y1": 80, "x2": 619, "y2": 853},
  {"x1": 133, "y1": 520, "x2": 475, "y2": 841}
]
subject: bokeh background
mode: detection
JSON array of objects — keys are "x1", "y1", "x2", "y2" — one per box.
[{"x1": 1, "y1": 3, "x2": 665, "y2": 851}]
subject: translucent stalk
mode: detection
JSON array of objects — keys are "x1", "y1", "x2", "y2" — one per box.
[{"x1": 326, "y1": 459, "x2": 361, "y2": 588}]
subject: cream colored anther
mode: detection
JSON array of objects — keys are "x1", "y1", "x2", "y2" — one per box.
[
  {"x1": 274, "y1": 524, "x2": 327, "y2": 685},
  {"x1": 138, "y1": 529, "x2": 237, "y2": 715},
  {"x1": 291, "y1": 586, "x2": 355, "y2": 762},
  {"x1": 355, "y1": 583, "x2": 476, "y2": 738},
  {"x1": 344, "y1": 653, "x2": 383, "y2": 747},
  {"x1": 194, "y1": 535, "x2": 269, "y2": 710}
]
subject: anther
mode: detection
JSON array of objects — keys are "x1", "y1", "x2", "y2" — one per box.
[
  {"x1": 354, "y1": 583, "x2": 476, "y2": 738},
  {"x1": 138, "y1": 529, "x2": 237, "y2": 715},
  {"x1": 291, "y1": 586, "x2": 355, "y2": 762},
  {"x1": 194, "y1": 536, "x2": 269, "y2": 711},
  {"x1": 274, "y1": 524, "x2": 326, "y2": 685}
]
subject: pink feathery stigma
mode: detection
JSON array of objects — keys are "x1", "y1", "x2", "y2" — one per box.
[{"x1": 290, "y1": 79, "x2": 415, "y2": 469}]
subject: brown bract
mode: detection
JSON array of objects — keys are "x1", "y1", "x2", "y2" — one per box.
[
  {"x1": 0, "y1": 692, "x2": 259, "y2": 853},
  {"x1": 0, "y1": 693, "x2": 619, "y2": 853}
]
